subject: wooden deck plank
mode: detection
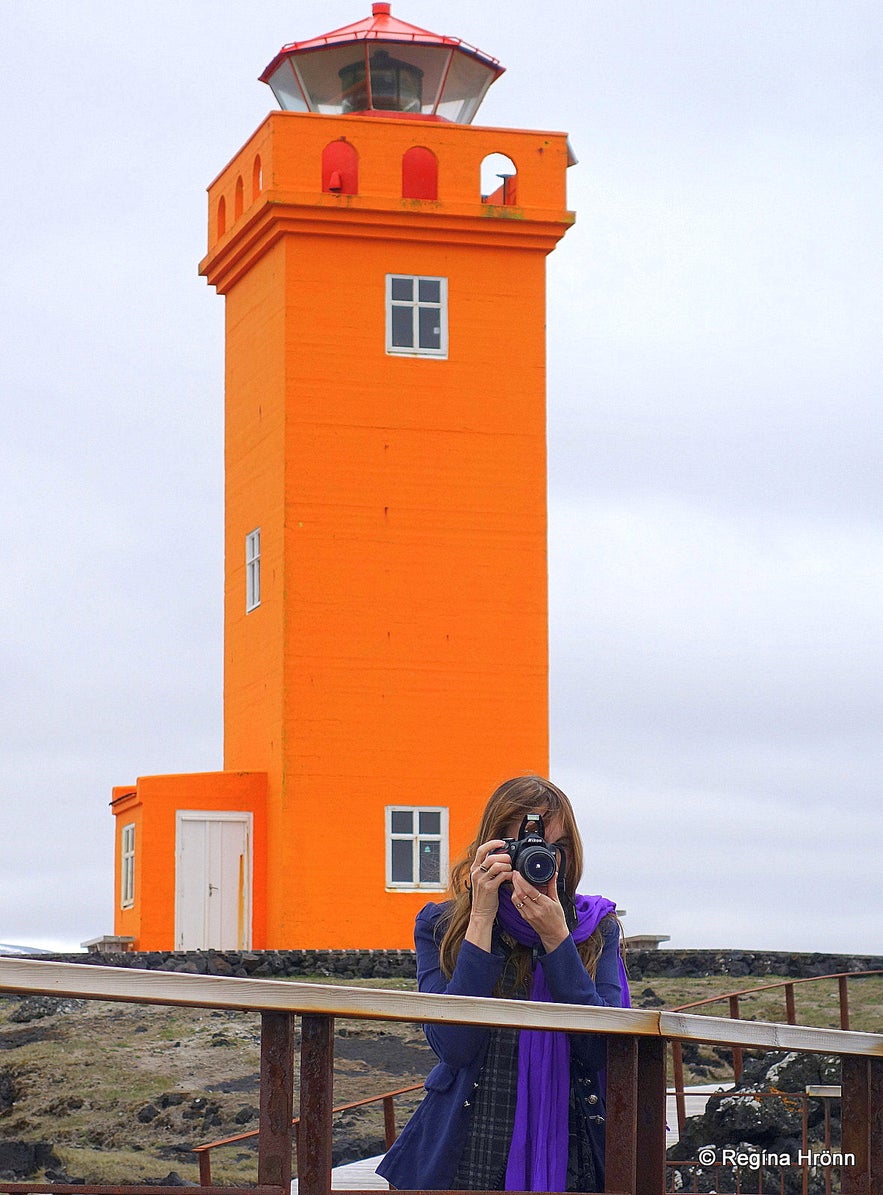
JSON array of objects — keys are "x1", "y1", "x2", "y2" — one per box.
[{"x1": 291, "y1": 1156, "x2": 388, "y2": 1191}]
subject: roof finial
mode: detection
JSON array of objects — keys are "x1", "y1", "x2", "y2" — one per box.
[{"x1": 373, "y1": 3, "x2": 391, "y2": 15}]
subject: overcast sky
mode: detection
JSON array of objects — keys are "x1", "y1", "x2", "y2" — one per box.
[{"x1": 1, "y1": 2, "x2": 880, "y2": 955}]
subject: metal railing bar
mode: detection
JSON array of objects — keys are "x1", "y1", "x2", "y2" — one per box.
[
  {"x1": 670, "y1": 969, "x2": 883, "y2": 1013},
  {"x1": 668, "y1": 969, "x2": 883, "y2": 1137},
  {"x1": 194, "y1": 1082, "x2": 423, "y2": 1155}
]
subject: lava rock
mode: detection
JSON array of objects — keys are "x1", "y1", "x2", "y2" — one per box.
[
  {"x1": 0, "y1": 1139, "x2": 61, "y2": 1178},
  {"x1": 9, "y1": 996, "x2": 84, "y2": 1023},
  {"x1": 0, "y1": 1068, "x2": 18, "y2": 1115}
]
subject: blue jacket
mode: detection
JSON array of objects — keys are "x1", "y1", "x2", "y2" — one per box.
[{"x1": 376, "y1": 902, "x2": 626, "y2": 1191}]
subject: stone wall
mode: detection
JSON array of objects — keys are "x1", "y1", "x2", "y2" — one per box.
[
  {"x1": 624, "y1": 948, "x2": 883, "y2": 981},
  {"x1": 35, "y1": 947, "x2": 883, "y2": 982},
  {"x1": 42, "y1": 948, "x2": 416, "y2": 979}
]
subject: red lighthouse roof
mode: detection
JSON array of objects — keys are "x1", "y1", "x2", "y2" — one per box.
[
  {"x1": 261, "y1": 4, "x2": 503, "y2": 80},
  {"x1": 260, "y1": 4, "x2": 504, "y2": 124}
]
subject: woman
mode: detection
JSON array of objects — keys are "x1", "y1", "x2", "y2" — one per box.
[{"x1": 377, "y1": 775, "x2": 629, "y2": 1192}]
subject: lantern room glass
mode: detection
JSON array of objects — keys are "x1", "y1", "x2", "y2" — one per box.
[
  {"x1": 434, "y1": 51, "x2": 497, "y2": 124},
  {"x1": 265, "y1": 57, "x2": 309, "y2": 112},
  {"x1": 287, "y1": 45, "x2": 366, "y2": 114},
  {"x1": 266, "y1": 41, "x2": 499, "y2": 123},
  {"x1": 339, "y1": 49, "x2": 424, "y2": 113}
]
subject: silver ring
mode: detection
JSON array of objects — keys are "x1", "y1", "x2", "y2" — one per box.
[
  {"x1": 479, "y1": 864, "x2": 490, "y2": 873},
  {"x1": 518, "y1": 901, "x2": 525, "y2": 909}
]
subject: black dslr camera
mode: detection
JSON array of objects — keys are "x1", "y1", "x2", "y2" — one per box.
[{"x1": 500, "y1": 813, "x2": 558, "y2": 887}]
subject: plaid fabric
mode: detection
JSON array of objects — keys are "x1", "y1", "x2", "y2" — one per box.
[
  {"x1": 452, "y1": 934, "x2": 598, "y2": 1191},
  {"x1": 566, "y1": 1090, "x2": 599, "y2": 1192},
  {"x1": 452, "y1": 1028, "x2": 598, "y2": 1192},
  {"x1": 452, "y1": 1025, "x2": 520, "y2": 1190},
  {"x1": 451, "y1": 945, "x2": 598, "y2": 1191}
]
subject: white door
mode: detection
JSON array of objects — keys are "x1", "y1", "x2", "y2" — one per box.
[{"x1": 175, "y1": 812, "x2": 252, "y2": 950}]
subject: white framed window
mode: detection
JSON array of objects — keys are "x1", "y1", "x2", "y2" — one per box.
[
  {"x1": 386, "y1": 806, "x2": 448, "y2": 889},
  {"x1": 121, "y1": 823, "x2": 135, "y2": 909},
  {"x1": 246, "y1": 528, "x2": 261, "y2": 612},
  {"x1": 386, "y1": 275, "x2": 448, "y2": 357}
]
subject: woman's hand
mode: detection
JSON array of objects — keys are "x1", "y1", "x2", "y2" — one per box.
[
  {"x1": 510, "y1": 867, "x2": 570, "y2": 954},
  {"x1": 464, "y1": 839, "x2": 513, "y2": 952}
]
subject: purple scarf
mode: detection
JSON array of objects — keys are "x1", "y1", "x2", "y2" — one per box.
[{"x1": 495, "y1": 888, "x2": 631, "y2": 1192}]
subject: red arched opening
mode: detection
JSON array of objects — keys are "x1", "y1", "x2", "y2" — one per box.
[
  {"x1": 322, "y1": 140, "x2": 359, "y2": 195},
  {"x1": 402, "y1": 146, "x2": 438, "y2": 200}
]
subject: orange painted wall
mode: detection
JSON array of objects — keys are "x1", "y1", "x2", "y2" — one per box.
[
  {"x1": 112, "y1": 771, "x2": 268, "y2": 950},
  {"x1": 200, "y1": 111, "x2": 573, "y2": 949},
  {"x1": 220, "y1": 241, "x2": 289, "y2": 934}
]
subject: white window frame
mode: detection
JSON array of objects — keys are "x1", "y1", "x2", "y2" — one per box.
[
  {"x1": 121, "y1": 823, "x2": 135, "y2": 909},
  {"x1": 246, "y1": 528, "x2": 261, "y2": 612},
  {"x1": 385, "y1": 806, "x2": 448, "y2": 890},
  {"x1": 386, "y1": 274, "x2": 448, "y2": 358}
]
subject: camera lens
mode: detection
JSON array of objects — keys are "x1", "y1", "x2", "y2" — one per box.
[{"x1": 519, "y1": 845, "x2": 556, "y2": 886}]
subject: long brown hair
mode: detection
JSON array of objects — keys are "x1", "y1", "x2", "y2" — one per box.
[{"x1": 438, "y1": 775, "x2": 611, "y2": 992}]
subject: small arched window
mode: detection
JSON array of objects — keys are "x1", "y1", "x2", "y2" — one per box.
[
  {"x1": 480, "y1": 153, "x2": 518, "y2": 206},
  {"x1": 402, "y1": 146, "x2": 438, "y2": 200},
  {"x1": 234, "y1": 175, "x2": 244, "y2": 220},
  {"x1": 252, "y1": 155, "x2": 263, "y2": 201},
  {"x1": 217, "y1": 195, "x2": 227, "y2": 238},
  {"x1": 322, "y1": 140, "x2": 359, "y2": 195}
]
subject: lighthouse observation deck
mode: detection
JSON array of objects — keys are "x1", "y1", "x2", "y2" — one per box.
[{"x1": 200, "y1": 112, "x2": 574, "y2": 292}]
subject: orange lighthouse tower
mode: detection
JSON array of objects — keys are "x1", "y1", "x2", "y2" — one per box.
[{"x1": 110, "y1": 4, "x2": 573, "y2": 952}]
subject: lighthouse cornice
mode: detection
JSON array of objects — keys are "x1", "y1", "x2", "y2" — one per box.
[{"x1": 200, "y1": 195, "x2": 574, "y2": 294}]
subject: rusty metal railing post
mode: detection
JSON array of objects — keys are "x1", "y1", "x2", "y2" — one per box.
[
  {"x1": 728, "y1": 995, "x2": 743, "y2": 1082},
  {"x1": 800, "y1": 1093, "x2": 809, "y2": 1195},
  {"x1": 196, "y1": 1147, "x2": 212, "y2": 1187},
  {"x1": 606, "y1": 1034, "x2": 639, "y2": 1194},
  {"x1": 635, "y1": 1037, "x2": 666, "y2": 1195},
  {"x1": 839, "y1": 975, "x2": 850, "y2": 1030},
  {"x1": 258, "y1": 1010, "x2": 296, "y2": 1191},
  {"x1": 785, "y1": 982, "x2": 796, "y2": 1024},
  {"x1": 382, "y1": 1094, "x2": 396, "y2": 1148},
  {"x1": 298, "y1": 1013, "x2": 335, "y2": 1195},
  {"x1": 869, "y1": 1057, "x2": 883, "y2": 1193},
  {"x1": 671, "y1": 1040, "x2": 687, "y2": 1132},
  {"x1": 841, "y1": 1054, "x2": 870, "y2": 1194}
]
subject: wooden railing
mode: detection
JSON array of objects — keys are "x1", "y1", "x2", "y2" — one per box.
[{"x1": 1, "y1": 956, "x2": 882, "y2": 1195}]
